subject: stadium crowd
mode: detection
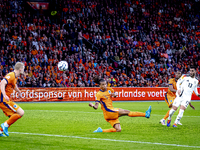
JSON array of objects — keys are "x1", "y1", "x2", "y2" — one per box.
[{"x1": 0, "y1": 0, "x2": 200, "y2": 87}]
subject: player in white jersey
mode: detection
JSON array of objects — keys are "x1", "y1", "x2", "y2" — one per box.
[{"x1": 167, "y1": 66, "x2": 199, "y2": 127}]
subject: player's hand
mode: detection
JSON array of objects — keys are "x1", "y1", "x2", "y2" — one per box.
[
  {"x1": 4, "y1": 95, "x2": 9, "y2": 101},
  {"x1": 89, "y1": 103, "x2": 94, "y2": 107},
  {"x1": 177, "y1": 90, "x2": 181, "y2": 96},
  {"x1": 189, "y1": 103, "x2": 195, "y2": 110},
  {"x1": 111, "y1": 93, "x2": 117, "y2": 97},
  {"x1": 190, "y1": 105, "x2": 195, "y2": 110}
]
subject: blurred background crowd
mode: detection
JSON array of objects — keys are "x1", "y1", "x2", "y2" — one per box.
[{"x1": 0, "y1": 0, "x2": 200, "y2": 87}]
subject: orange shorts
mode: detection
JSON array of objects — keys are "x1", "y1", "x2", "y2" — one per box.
[
  {"x1": 0, "y1": 98, "x2": 20, "y2": 117},
  {"x1": 164, "y1": 93, "x2": 175, "y2": 107},
  {"x1": 104, "y1": 108, "x2": 120, "y2": 127}
]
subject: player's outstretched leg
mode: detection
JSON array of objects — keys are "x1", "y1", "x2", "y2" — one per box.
[{"x1": 122, "y1": 106, "x2": 151, "y2": 118}]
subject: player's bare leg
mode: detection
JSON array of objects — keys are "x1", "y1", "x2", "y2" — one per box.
[
  {"x1": 118, "y1": 106, "x2": 151, "y2": 118},
  {"x1": 118, "y1": 109, "x2": 145, "y2": 117},
  {"x1": 113, "y1": 123, "x2": 121, "y2": 132}
]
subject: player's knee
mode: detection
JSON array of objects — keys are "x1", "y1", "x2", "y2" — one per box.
[
  {"x1": 18, "y1": 109, "x2": 24, "y2": 117},
  {"x1": 115, "y1": 126, "x2": 121, "y2": 132},
  {"x1": 116, "y1": 128, "x2": 121, "y2": 132}
]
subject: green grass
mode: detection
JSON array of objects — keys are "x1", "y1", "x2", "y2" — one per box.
[{"x1": 0, "y1": 101, "x2": 200, "y2": 150}]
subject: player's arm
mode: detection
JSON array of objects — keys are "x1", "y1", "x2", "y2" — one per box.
[
  {"x1": 176, "y1": 75, "x2": 186, "y2": 95},
  {"x1": 167, "y1": 79, "x2": 177, "y2": 93},
  {"x1": 89, "y1": 93, "x2": 100, "y2": 110},
  {"x1": 14, "y1": 84, "x2": 22, "y2": 98},
  {"x1": 0, "y1": 79, "x2": 9, "y2": 101},
  {"x1": 189, "y1": 102, "x2": 195, "y2": 110},
  {"x1": 169, "y1": 85, "x2": 176, "y2": 92},
  {"x1": 89, "y1": 101, "x2": 100, "y2": 110}
]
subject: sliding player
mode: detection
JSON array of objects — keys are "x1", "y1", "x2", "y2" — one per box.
[
  {"x1": 0, "y1": 62, "x2": 25, "y2": 137},
  {"x1": 167, "y1": 66, "x2": 198, "y2": 127},
  {"x1": 89, "y1": 76, "x2": 151, "y2": 133}
]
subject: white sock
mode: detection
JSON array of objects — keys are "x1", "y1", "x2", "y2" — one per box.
[
  {"x1": 168, "y1": 109, "x2": 176, "y2": 120},
  {"x1": 175, "y1": 109, "x2": 184, "y2": 124},
  {"x1": 0, "y1": 130, "x2": 2, "y2": 134},
  {"x1": 4, "y1": 122, "x2": 9, "y2": 127}
]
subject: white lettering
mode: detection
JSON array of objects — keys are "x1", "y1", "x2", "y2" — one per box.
[
  {"x1": 142, "y1": 92, "x2": 145, "y2": 97},
  {"x1": 63, "y1": 92, "x2": 66, "y2": 98},
  {"x1": 89, "y1": 92, "x2": 93, "y2": 97},
  {"x1": 30, "y1": 90, "x2": 34, "y2": 98},
  {"x1": 39, "y1": 92, "x2": 43, "y2": 100},
  {"x1": 124, "y1": 92, "x2": 128, "y2": 97},
  {"x1": 58, "y1": 92, "x2": 62, "y2": 98},
  {"x1": 21, "y1": 92, "x2": 25, "y2": 98},
  {"x1": 85, "y1": 90, "x2": 89, "y2": 97},
  {"x1": 44, "y1": 92, "x2": 48, "y2": 98},
  {"x1": 156, "y1": 92, "x2": 159, "y2": 97}
]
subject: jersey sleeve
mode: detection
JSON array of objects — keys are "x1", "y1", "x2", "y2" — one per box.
[
  {"x1": 194, "y1": 80, "x2": 199, "y2": 96},
  {"x1": 95, "y1": 93, "x2": 101, "y2": 103},
  {"x1": 4, "y1": 73, "x2": 15, "y2": 84}
]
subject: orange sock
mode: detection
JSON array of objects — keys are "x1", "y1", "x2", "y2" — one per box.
[
  {"x1": 0, "y1": 128, "x2": 2, "y2": 131},
  {"x1": 103, "y1": 128, "x2": 117, "y2": 132},
  {"x1": 128, "y1": 112, "x2": 145, "y2": 117},
  {"x1": 163, "y1": 109, "x2": 170, "y2": 120},
  {"x1": 6, "y1": 114, "x2": 21, "y2": 127}
]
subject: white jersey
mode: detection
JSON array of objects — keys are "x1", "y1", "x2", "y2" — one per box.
[{"x1": 176, "y1": 75, "x2": 199, "y2": 98}]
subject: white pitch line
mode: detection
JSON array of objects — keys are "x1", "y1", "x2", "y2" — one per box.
[
  {"x1": 9, "y1": 132, "x2": 200, "y2": 149},
  {"x1": 25, "y1": 110, "x2": 200, "y2": 117}
]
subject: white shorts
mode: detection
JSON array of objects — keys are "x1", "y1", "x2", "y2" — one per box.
[{"x1": 173, "y1": 95, "x2": 191, "y2": 108}]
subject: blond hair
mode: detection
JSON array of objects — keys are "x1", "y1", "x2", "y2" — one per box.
[{"x1": 14, "y1": 62, "x2": 24, "y2": 70}]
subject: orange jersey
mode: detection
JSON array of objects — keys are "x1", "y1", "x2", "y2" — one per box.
[
  {"x1": 96, "y1": 87, "x2": 115, "y2": 113},
  {"x1": 0, "y1": 72, "x2": 17, "y2": 99},
  {"x1": 167, "y1": 78, "x2": 177, "y2": 97}
]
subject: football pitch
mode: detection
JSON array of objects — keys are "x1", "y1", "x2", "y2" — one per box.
[{"x1": 0, "y1": 101, "x2": 200, "y2": 150}]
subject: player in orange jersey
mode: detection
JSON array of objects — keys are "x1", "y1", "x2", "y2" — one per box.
[
  {"x1": 89, "y1": 76, "x2": 151, "y2": 133},
  {"x1": 0, "y1": 62, "x2": 25, "y2": 137},
  {"x1": 159, "y1": 70, "x2": 195, "y2": 125}
]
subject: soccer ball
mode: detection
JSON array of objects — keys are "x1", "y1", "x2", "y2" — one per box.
[{"x1": 58, "y1": 61, "x2": 68, "y2": 71}]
